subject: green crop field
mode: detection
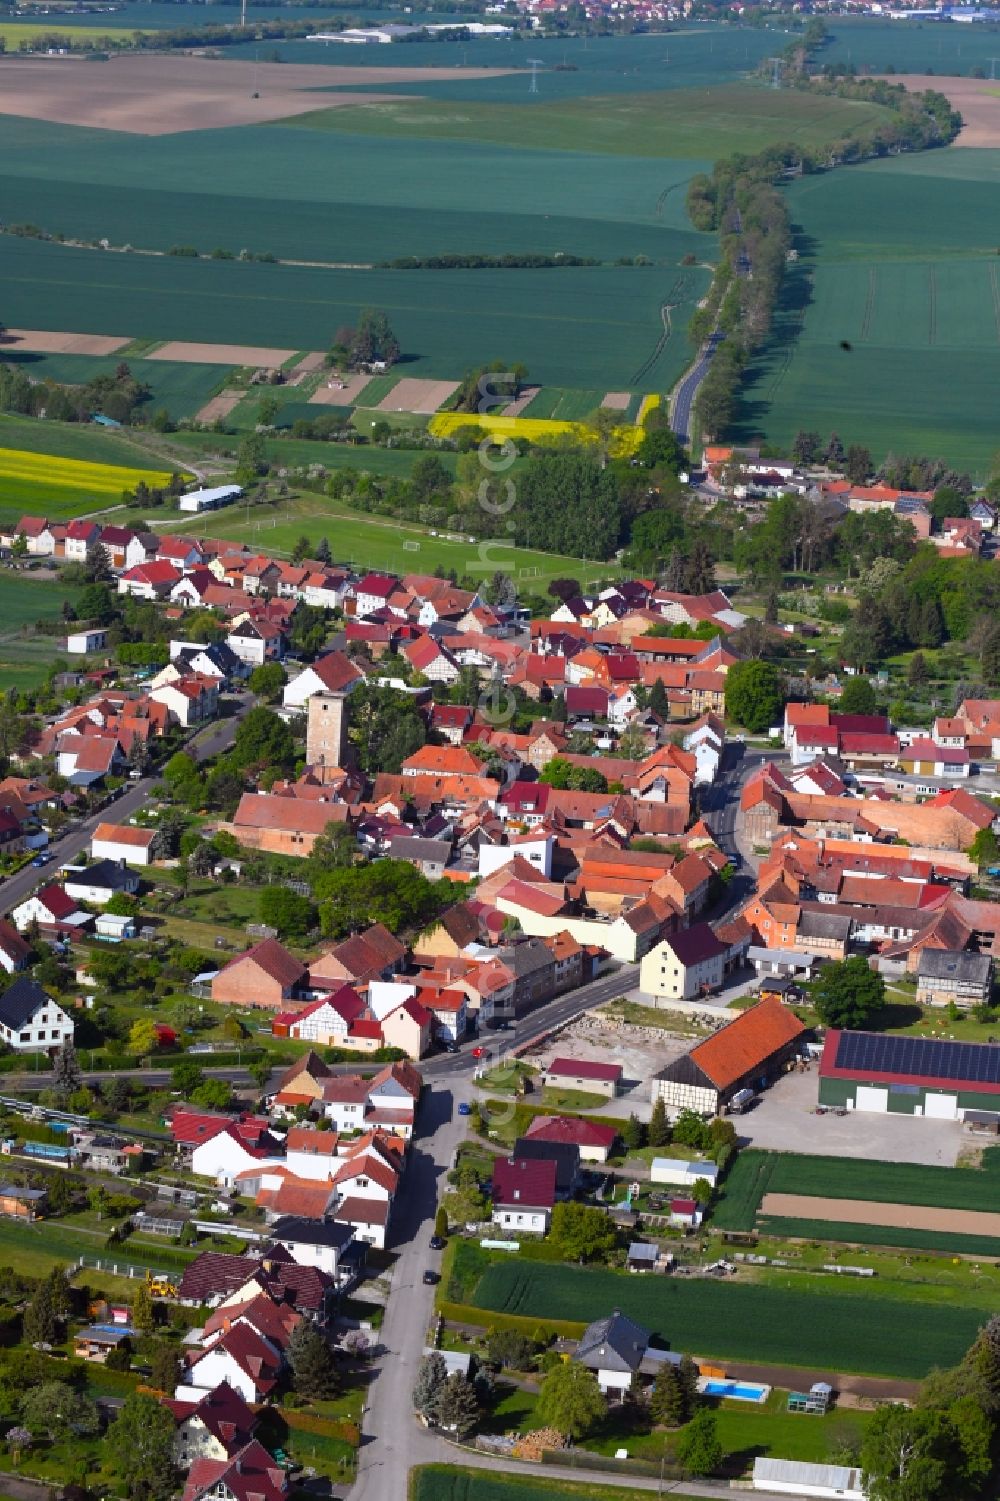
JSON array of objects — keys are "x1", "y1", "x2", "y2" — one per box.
[
  {"x1": 412, "y1": 1466, "x2": 705, "y2": 1501},
  {"x1": 0, "y1": 412, "x2": 172, "y2": 471},
  {"x1": 710, "y1": 1149, "x2": 1000, "y2": 1256},
  {"x1": 0, "y1": 349, "x2": 233, "y2": 422},
  {"x1": 470, "y1": 1260, "x2": 989, "y2": 1377},
  {"x1": 737, "y1": 150, "x2": 1000, "y2": 472},
  {"x1": 288, "y1": 84, "x2": 894, "y2": 161},
  {"x1": 712, "y1": 1148, "x2": 1000, "y2": 1231},
  {"x1": 0, "y1": 238, "x2": 706, "y2": 393}
]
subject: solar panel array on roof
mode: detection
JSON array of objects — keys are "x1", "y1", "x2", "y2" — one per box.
[{"x1": 835, "y1": 1031, "x2": 1000, "y2": 1087}]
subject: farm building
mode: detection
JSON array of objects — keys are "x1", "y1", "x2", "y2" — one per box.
[
  {"x1": 651, "y1": 996, "x2": 806, "y2": 1119},
  {"x1": 178, "y1": 485, "x2": 242, "y2": 514},
  {"x1": 915, "y1": 949, "x2": 993, "y2": 1010},
  {"x1": 752, "y1": 1458, "x2": 864, "y2": 1500},
  {"x1": 819, "y1": 1029, "x2": 1000, "y2": 1120}
]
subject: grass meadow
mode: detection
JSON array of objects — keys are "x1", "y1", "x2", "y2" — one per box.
[
  {"x1": 470, "y1": 1259, "x2": 990, "y2": 1377},
  {"x1": 411, "y1": 1467, "x2": 705, "y2": 1501},
  {"x1": 0, "y1": 571, "x2": 82, "y2": 691},
  {"x1": 287, "y1": 83, "x2": 894, "y2": 159}
]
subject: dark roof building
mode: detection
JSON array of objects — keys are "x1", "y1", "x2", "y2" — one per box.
[
  {"x1": 820, "y1": 1029, "x2": 1000, "y2": 1121},
  {"x1": 512, "y1": 1137, "x2": 581, "y2": 1197}
]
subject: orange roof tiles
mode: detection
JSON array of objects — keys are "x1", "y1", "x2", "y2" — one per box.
[{"x1": 689, "y1": 996, "x2": 806, "y2": 1092}]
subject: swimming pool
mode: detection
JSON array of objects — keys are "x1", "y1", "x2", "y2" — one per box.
[{"x1": 700, "y1": 1379, "x2": 770, "y2": 1403}]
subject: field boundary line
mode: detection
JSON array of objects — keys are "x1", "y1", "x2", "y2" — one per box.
[{"x1": 928, "y1": 266, "x2": 937, "y2": 346}]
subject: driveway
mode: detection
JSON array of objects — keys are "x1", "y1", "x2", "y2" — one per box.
[{"x1": 737, "y1": 1063, "x2": 962, "y2": 1166}]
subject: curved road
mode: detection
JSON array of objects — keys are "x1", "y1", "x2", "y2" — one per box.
[{"x1": 671, "y1": 331, "x2": 722, "y2": 444}]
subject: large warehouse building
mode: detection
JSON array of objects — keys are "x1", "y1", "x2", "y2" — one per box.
[
  {"x1": 819, "y1": 1030, "x2": 1000, "y2": 1121},
  {"x1": 651, "y1": 996, "x2": 806, "y2": 1118}
]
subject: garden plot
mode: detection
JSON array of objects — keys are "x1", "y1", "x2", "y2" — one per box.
[{"x1": 309, "y1": 373, "x2": 372, "y2": 406}]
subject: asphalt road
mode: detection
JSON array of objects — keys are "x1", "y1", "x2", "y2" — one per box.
[
  {"x1": 0, "y1": 694, "x2": 249, "y2": 919},
  {"x1": 670, "y1": 332, "x2": 722, "y2": 443}
]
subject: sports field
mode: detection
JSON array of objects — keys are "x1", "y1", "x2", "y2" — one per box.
[
  {"x1": 737, "y1": 150, "x2": 1000, "y2": 471},
  {"x1": 180, "y1": 491, "x2": 609, "y2": 587},
  {"x1": 470, "y1": 1260, "x2": 987, "y2": 1377}
]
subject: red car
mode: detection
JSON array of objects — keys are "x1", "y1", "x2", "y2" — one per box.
[{"x1": 471, "y1": 1046, "x2": 485, "y2": 1059}]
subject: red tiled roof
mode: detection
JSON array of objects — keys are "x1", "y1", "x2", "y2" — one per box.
[
  {"x1": 492, "y1": 1155, "x2": 557, "y2": 1209},
  {"x1": 525, "y1": 1115, "x2": 618, "y2": 1149},
  {"x1": 689, "y1": 996, "x2": 806, "y2": 1092},
  {"x1": 219, "y1": 937, "x2": 307, "y2": 990},
  {"x1": 546, "y1": 1056, "x2": 622, "y2": 1082}
]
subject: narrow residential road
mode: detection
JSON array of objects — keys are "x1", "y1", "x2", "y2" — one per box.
[
  {"x1": 353, "y1": 1078, "x2": 473, "y2": 1501},
  {"x1": 0, "y1": 693, "x2": 249, "y2": 919}
]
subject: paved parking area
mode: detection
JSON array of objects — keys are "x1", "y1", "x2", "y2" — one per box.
[{"x1": 738, "y1": 1065, "x2": 962, "y2": 1166}]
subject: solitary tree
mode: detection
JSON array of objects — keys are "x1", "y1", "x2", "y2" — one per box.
[
  {"x1": 650, "y1": 1363, "x2": 687, "y2": 1426},
  {"x1": 51, "y1": 1039, "x2": 82, "y2": 1097},
  {"x1": 724, "y1": 659, "x2": 783, "y2": 734},
  {"x1": 676, "y1": 1408, "x2": 723, "y2": 1477},
  {"x1": 131, "y1": 1280, "x2": 155, "y2": 1335},
  {"x1": 21, "y1": 1382, "x2": 99, "y2": 1444},
  {"x1": 812, "y1": 956, "x2": 885, "y2": 1030},
  {"x1": 107, "y1": 1393, "x2": 179, "y2": 1501},
  {"x1": 288, "y1": 1319, "x2": 338, "y2": 1400},
  {"x1": 535, "y1": 1361, "x2": 606, "y2": 1439},
  {"x1": 648, "y1": 1096, "x2": 671, "y2": 1149}
]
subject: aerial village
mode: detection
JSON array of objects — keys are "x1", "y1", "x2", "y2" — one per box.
[{"x1": 0, "y1": 472, "x2": 997, "y2": 1501}]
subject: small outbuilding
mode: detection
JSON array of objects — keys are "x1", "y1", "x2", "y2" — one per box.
[
  {"x1": 751, "y1": 1457, "x2": 863, "y2": 1500},
  {"x1": 543, "y1": 1057, "x2": 623, "y2": 1098}
]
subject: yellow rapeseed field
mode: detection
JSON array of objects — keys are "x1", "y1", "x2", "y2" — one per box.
[
  {"x1": 428, "y1": 412, "x2": 644, "y2": 457},
  {"x1": 0, "y1": 447, "x2": 176, "y2": 500}
]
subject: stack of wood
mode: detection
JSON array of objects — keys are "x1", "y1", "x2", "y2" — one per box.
[{"x1": 512, "y1": 1428, "x2": 568, "y2": 1462}]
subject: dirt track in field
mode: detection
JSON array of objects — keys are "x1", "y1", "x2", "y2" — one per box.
[
  {"x1": 0, "y1": 53, "x2": 519, "y2": 134},
  {"x1": 876, "y1": 74, "x2": 1000, "y2": 147},
  {"x1": 761, "y1": 1192, "x2": 1000, "y2": 1237},
  {"x1": 0, "y1": 328, "x2": 130, "y2": 354}
]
